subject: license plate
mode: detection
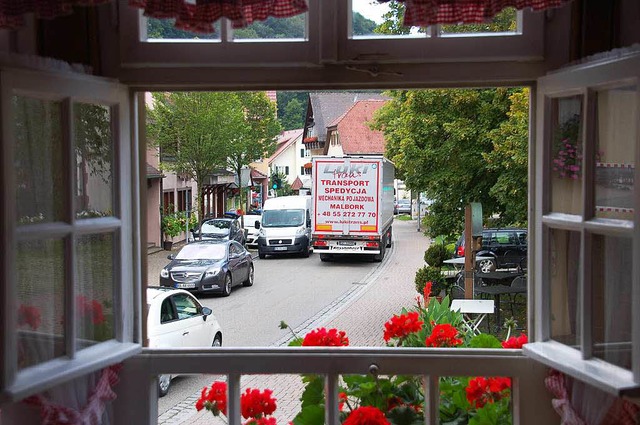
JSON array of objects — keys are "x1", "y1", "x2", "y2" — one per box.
[
  {"x1": 175, "y1": 283, "x2": 196, "y2": 289},
  {"x1": 337, "y1": 241, "x2": 356, "y2": 246},
  {"x1": 330, "y1": 245, "x2": 364, "y2": 251},
  {"x1": 274, "y1": 246, "x2": 287, "y2": 251}
]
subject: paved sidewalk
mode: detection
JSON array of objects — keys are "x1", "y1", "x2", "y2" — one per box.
[{"x1": 158, "y1": 220, "x2": 429, "y2": 424}]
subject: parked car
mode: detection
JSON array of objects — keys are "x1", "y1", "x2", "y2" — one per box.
[
  {"x1": 453, "y1": 228, "x2": 527, "y2": 273},
  {"x1": 146, "y1": 286, "x2": 223, "y2": 397},
  {"x1": 160, "y1": 240, "x2": 254, "y2": 296},
  {"x1": 243, "y1": 212, "x2": 262, "y2": 249},
  {"x1": 191, "y1": 217, "x2": 245, "y2": 244},
  {"x1": 394, "y1": 199, "x2": 411, "y2": 215}
]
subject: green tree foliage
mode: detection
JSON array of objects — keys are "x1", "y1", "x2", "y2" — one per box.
[
  {"x1": 148, "y1": 90, "x2": 279, "y2": 228},
  {"x1": 276, "y1": 91, "x2": 308, "y2": 129},
  {"x1": 232, "y1": 15, "x2": 305, "y2": 39},
  {"x1": 281, "y1": 98, "x2": 305, "y2": 130},
  {"x1": 371, "y1": 88, "x2": 525, "y2": 237},
  {"x1": 441, "y1": 7, "x2": 517, "y2": 34},
  {"x1": 374, "y1": 2, "x2": 411, "y2": 35},
  {"x1": 353, "y1": 11, "x2": 377, "y2": 35},
  {"x1": 483, "y1": 88, "x2": 529, "y2": 226},
  {"x1": 270, "y1": 170, "x2": 294, "y2": 196},
  {"x1": 146, "y1": 18, "x2": 217, "y2": 40}
]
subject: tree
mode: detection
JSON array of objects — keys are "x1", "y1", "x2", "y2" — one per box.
[
  {"x1": 227, "y1": 92, "x2": 282, "y2": 216},
  {"x1": 147, "y1": 92, "x2": 244, "y2": 228},
  {"x1": 269, "y1": 170, "x2": 294, "y2": 197},
  {"x1": 371, "y1": 88, "x2": 522, "y2": 237},
  {"x1": 281, "y1": 98, "x2": 305, "y2": 130}
]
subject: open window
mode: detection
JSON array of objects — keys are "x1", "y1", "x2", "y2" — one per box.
[
  {"x1": 525, "y1": 51, "x2": 640, "y2": 395},
  {"x1": 1, "y1": 68, "x2": 140, "y2": 400}
]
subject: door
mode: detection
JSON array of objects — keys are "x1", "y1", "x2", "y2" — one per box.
[
  {"x1": 228, "y1": 243, "x2": 241, "y2": 282},
  {"x1": 170, "y1": 293, "x2": 211, "y2": 347}
]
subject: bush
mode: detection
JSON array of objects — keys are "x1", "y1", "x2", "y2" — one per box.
[
  {"x1": 415, "y1": 265, "x2": 447, "y2": 296},
  {"x1": 424, "y1": 243, "x2": 449, "y2": 267},
  {"x1": 445, "y1": 242, "x2": 456, "y2": 257}
]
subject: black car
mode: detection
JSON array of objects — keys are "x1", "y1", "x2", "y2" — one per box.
[
  {"x1": 191, "y1": 217, "x2": 245, "y2": 245},
  {"x1": 160, "y1": 240, "x2": 254, "y2": 296},
  {"x1": 453, "y1": 228, "x2": 527, "y2": 273}
]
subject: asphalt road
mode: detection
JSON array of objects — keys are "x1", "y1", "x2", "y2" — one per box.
[{"x1": 149, "y1": 247, "x2": 380, "y2": 414}]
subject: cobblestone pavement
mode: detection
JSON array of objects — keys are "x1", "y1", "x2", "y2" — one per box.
[{"x1": 157, "y1": 219, "x2": 429, "y2": 424}]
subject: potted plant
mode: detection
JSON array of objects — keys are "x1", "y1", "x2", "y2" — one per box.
[{"x1": 161, "y1": 213, "x2": 182, "y2": 250}]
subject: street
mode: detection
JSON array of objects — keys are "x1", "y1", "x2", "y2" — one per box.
[{"x1": 148, "y1": 219, "x2": 428, "y2": 422}]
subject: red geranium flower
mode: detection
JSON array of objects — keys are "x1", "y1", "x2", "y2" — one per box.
[
  {"x1": 195, "y1": 381, "x2": 228, "y2": 415},
  {"x1": 383, "y1": 311, "x2": 424, "y2": 342},
  {"x1": 343, "y1": 406, "x2": 390, "y2": 425},
  {"x1": 423, "y1": 281, "x2": 433, "y2": 299},
  {"x1": 465, "y1": 376, "x2": 511, "y2": 409},
  {"x1": 425, "y1": 324, "x2": 463, "y2": 347},
  {"x1": 339, "y1": 392, "x2": 348, "y2": 411},
  {"x1": 302, "y1": 328, "x2": 349, "y2": 346},
  {"x1": 17, "y1": 304, "x2": 41, "y2": 330},
  {"x1": 244, "y1": 418, "x2": 277, "y2": 425},
  {"x1": 502, "y1": 333, "x2": 528, "y2": 349},
  {"x1": 240, "y1": 388, "x2": 277, "y2": 419}
]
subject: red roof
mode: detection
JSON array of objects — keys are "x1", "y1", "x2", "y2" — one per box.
[
  {"x1": 324, "y1": 100, "x2": 387, "y2": 155},
  {"x1": 268, "y1": 129, "x2": 303, "y2": 163},
  {"x1": 291, "y1": 176, "x2": 304, "y2": 190},
  {"x1": 250, "y1": 168, "x2": 268, "y2": 180}
]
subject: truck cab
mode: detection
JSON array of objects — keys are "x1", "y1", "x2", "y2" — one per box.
[{"x1": 256, "y1": 196, "x2": 313, "y2": 259}]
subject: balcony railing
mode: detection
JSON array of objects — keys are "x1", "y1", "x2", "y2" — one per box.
[{"x1": 114, "y1": 347, "x2": 555, "y2": 425}]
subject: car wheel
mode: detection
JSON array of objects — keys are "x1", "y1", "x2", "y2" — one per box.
[
  {"x1": 300, "y1": 244, "x2": 310, "y2": 258},
  {"x1": 212, "y1": 334, "x2": 222, "y2": 347},
  {"x1": 158, "y1": 374, "x2": 171, "y2": 397},
  {"x1": 223, "y1": 273, "x2": 232, "y2": 296},
  {"x1": 243, "y1": 264, "x2": 254, "y2": 287},
  {"x1": 258, "y1": 251, "x2": 266, "y2": 259},
  {"x1": 477, "y1": 258, "x2": 497, "y2": 273}
]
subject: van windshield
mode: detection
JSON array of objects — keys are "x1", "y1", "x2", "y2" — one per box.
[{"x1": 262, "y1": 209, "x2": 305, "y2": 227}]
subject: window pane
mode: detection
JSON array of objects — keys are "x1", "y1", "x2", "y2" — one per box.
[
  {"x1": 16, "y1": 239, "x2": 65, "y2": 370},
  {"x1": 594, "y1": 86, "x2": 636, "y2": 220},
  {"x1": 233, "y1": 15, "x2": 306, "y2": 40},
  {"x1": 549, "y1": 96, "x2": 583, "y2": 215},
  {"x1": 592, "y1": 235, "x2": 632, "y2": 370},
  {"x1": 74, "y1": 103, "x2": 114, "y2": 219},
  {"x1": 351, "y1": 0, "x2": 425, "y2": 37},
  {"x1": 548, "y1": 228, "x2": 581, "y2": 347},
  {"x1": 145, "y1": 18, "x2": 221, "y2": 41},
  {"x1": 13, "y1": 96, "x2": 64, "y2": 225},
  {"x1": 440, "y1": 8, "x2": 518, "y2": 35},
  {"x1": 75, "y1": 234, "x2": 115, "y2": 346}
]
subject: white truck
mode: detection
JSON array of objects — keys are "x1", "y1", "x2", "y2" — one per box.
[{"x1": 311, "y1": 155, "x2": 395, "y2": 262}]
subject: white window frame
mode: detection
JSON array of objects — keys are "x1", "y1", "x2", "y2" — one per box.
[
  {"x1": 0, "y1": 67, "x2": 141, "y2": 400},
  {"x1": 118, "y1": 0, "x2": 545, "y2": 86},
  {"x1": 524, "y1": 52, "x2": 640, "y2": 395}
]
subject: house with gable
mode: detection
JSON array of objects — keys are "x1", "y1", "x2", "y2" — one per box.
[
  {"x1": 267, "y1": 129, "x2": 310, "y2": 190},
  {"x1": 324, "y1": 99, "x2": 388, "y2": 157}
]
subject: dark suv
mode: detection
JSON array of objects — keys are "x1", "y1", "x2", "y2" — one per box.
[{"x1": 453, "y1": 228, "x2": 527, "y2": 273}]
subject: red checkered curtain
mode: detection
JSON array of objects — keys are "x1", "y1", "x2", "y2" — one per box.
[
  {"x1": 128, "y1": 0, "x2": 308, "y2": 33},
  {"x1": 0, "y1": 0, "x2": 308, "y2": 32},
  {"x1": 376, "y1": 0, "x2": 573, "y2": 26},
  {"x1": 0, "y1": 0, "x2": 111, "y2": 29}
]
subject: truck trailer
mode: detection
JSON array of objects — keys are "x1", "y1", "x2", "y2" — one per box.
[{"x1": 311, "y1": 155, "x2": 395, "y2": 262}]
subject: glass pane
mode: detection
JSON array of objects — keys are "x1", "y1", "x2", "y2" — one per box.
[
  {"x1": 440, "y1": 8, "x2": 518, "y2": 35},
  {"x1": 75, "y1": 234, "x2": 115, "y2": 346},
  {"x1": 549, "y1": 95, "x2": 584, "y2": 215},
  {"x1": 594, "y1": 85, "x2": 637, "y2": 220},
  {"x1": 74, "y1": 103, "x2": 114, "y2": 219},
  {"x1": 592, "y1": 235, "x2": 632, "y2": 370},
  {"x1": 548, "y1": 228, "x2": 581, "y2": 347},
  {"x1": 145, "y1": 18, "x2": 221, "y2": 41},
  {"x1": 13, "y1": 96, "x2": 64, "y2": 225},
  {"x1": 233, "y1": 15, "x2": 306, "y2": 40},
  {"x1": 351, "y1": 0, "x2": 426, "y2": 37},
  {"x1": 16, "y1": 239, "x2": 65, "y2": 370}
]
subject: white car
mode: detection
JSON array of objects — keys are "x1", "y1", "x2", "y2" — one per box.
[
  {"x1": 146, "y1": 287, "x2": 223, "y2": 397},
  {"x1": 243, "y1": 213, "x2": 262, "y2": 248}
]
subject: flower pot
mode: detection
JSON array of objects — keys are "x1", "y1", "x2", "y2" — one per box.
[{"x1": 163, "y1": 240, "x2": 173, "y2": 251}]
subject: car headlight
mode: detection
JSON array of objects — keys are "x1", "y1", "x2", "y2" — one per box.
[
  {"x1": 296, "y1": 227, "x2": 306, "y2": 236},
  {"x1": 205, "y1": 268, "x2": 221, "y2": 277},
  {"x1": 160, "y1": 269, "x2": 169, "y2": 278}
]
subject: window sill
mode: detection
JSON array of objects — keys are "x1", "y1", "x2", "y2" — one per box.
[
  {"x1": 524, "y1": 341, "x2": 639, "y2": 397},
  {"x1": 3, "y1": 341, "x2": 141, "y2": 401}
]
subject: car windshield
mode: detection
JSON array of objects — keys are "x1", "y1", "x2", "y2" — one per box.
[
  {"x1": 262, "y1": 209, "x2": 305, "y2": 227},
  {"x1": 200, "y1": 220, "x2": 230, "y2": 234},
  {"x1": 398, "y1": 200, "x2": 410, "y2": 205},
  {"x1": 175, "y1": 244, "x2": 226, "y2": 260}
]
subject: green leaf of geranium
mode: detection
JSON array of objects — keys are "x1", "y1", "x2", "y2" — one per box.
[
  {"x1": 387, "y1": 405, "x2": 423, "y2": 425},
  {"x1": 291, "y1": 404, "x2": 325, "y2": 425},
  {"x1": 300, "y1": 375, "x2": 324, "y2": 408},
  {"x1": 468, "y1": 334, "x2": 502, "y2": 348}
]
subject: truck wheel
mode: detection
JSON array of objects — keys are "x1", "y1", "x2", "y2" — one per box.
[
  {"x1": 320, "y1": 254, "x2": 331, "y2": 262},
  {"x1": 386, "y1": 228, "x2": 392, "y2": 248},
  {"x1": 373, "y1": 242, "x2": 386, "y2": 262}
]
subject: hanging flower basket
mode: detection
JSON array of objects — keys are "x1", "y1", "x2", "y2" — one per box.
[{"x1": 303, "y1": 136, "x2": 318, "y2": 143}]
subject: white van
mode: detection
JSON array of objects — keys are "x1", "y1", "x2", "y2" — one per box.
[{"x1": 256, "y1": 195, "x2": 313, "y2": 258}]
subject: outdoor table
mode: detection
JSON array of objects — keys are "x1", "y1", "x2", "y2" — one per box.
[
  {"x1": 474, "y1": 285, "x2": 527, "y2": 330},
  {"x1": 450, "y1": 299, "x2": 494, "y2": 335},
  {"x1": 475, "y1": 271, "x2": 523, "y2": 286}
]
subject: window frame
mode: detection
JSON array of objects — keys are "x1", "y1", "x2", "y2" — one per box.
[
  {"x1": 0, "y1": 67, "x2": 141, "y2": 400},
  {"x1": 524, "y1": 52, "x2": 640, "y2": 396}
]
